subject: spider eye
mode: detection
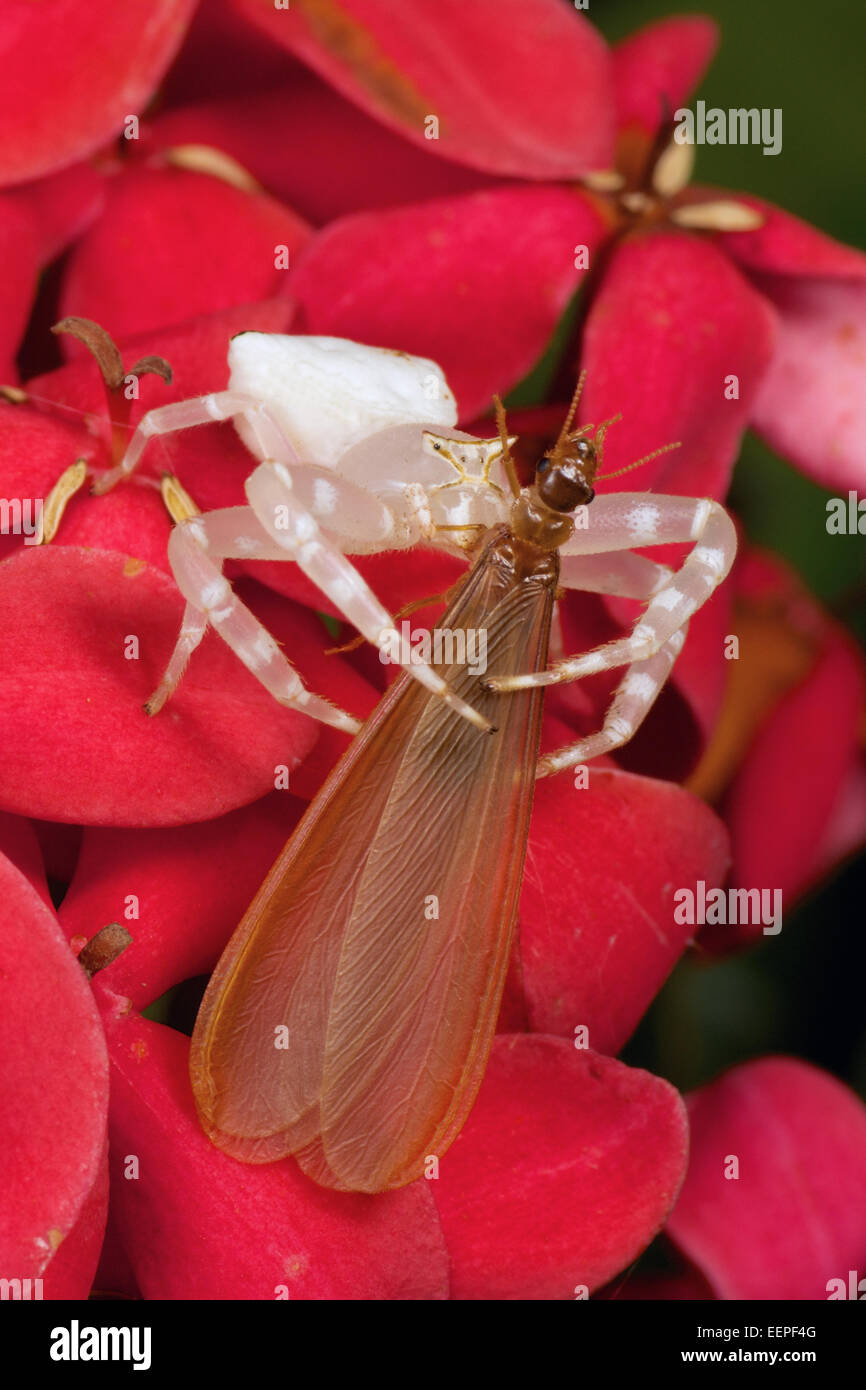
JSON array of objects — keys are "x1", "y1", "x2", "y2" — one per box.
[{"x1": 432, "y1": 441, "x2": 441, "y2": 451}]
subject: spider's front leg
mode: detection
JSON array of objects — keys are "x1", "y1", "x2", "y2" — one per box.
[
  {"x1": 153, "y1": 506, "x2": 362, "y2": 733},
  {"x1": 90, "y1": 391, "x2": 289, "y2": 495},
  {"x1": 485, "y1": 495, "x2": 737, "y2": 775}
]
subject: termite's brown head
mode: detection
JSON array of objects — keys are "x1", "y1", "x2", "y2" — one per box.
[
  {"x1": 534, "y1": 434, "x2": 597, "y2": 511},
  {"x1": 507, "y1": 374, "x2": 625, "y2": 551}
]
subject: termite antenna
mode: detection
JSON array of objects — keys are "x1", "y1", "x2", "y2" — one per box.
[
  {"x1": 592, "y1": 412, "x2": 623, "y2": 471},
  {"x1": 554, "y1": 369, "x2": 587, "y2": 448},
  {"x1": 492, "y1": 394, "x2": 520, "y2": 497},
  {"x1": 597, "y1": 439, "x2": 681, "y2": 481}
]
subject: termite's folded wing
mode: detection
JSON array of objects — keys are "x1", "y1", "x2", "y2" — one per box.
[{"x1": 302, "y1": 576, "x2": 554, "y2": 1192}]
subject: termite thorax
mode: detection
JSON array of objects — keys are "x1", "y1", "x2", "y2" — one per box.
[{"x1": 510, "y1": 488, "x2": 575, "y2": 553}]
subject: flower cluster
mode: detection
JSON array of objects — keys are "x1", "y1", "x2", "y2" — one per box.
[{"x1": 0, "y1": 0, "x2": 864, "y2": 1301}]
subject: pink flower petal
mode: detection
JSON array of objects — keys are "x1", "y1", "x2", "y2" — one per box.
[
  {"x1": 666, "y1": 1057, "x2": 866, "y2": 1300},
  {"x1": 0, "y1": 0, "x2": 198, "y2": 186},
  {"x1": 292, "y1": 186, "x2": 606, "y2": 418},
  {"x1": 0, "y1": 854, "x2": 108, "y2": 1280},
  {"x1": 748, "y1": 273, "x2": 866, "y2": 492},
  {"x1": 515, "y1": 769, "x2": 730, "y2": 1054},
  {"x1": 433, "y1": 1036, "x2": 689, "y2": 1299},
  {"x1": 60, "y1": 167, "x2": 309, "y2": 344},
  {"x1": 579, "y1": 230, "x2": 777, "y2": 498},
  {"x1": 232, "y1": 0, "x2": 614, "y2": 177},
  {"x1": 105, "y1": 1011, "x2": 450, "y2": 1298},
  {"x1": 613, "y1": 16, "x2": 719, "y2": 139}
]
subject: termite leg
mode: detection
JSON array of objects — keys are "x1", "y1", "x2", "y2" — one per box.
[
  {"x1": 535, "y1": 628, "x2": 687, "y2": 777},
  {"x1": 489, "y1": 496, "x2": 735, "y2": 691},
  {"x1": 153, "y1": 507, "x2": 361, "y2": 733},
  {"x1": 245, "y1": 460, "x2": 493, "y2": 732},
  {"x1": 91, "y1": 391, "x2": 293, "y2": 494}
]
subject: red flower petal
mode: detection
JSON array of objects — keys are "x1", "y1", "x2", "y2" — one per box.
[
  {"x1": 0, "y1": 811, "x2": 50, "y2": 905},
  {"x1": 6, "y1": 161, "x2": 106, "y2": 267},
  {"x1": 162, "y1": 0, "x2": 299, "y2": 103},
  {"x1": 0, "y1": 0, "x2": 198, "y2": 186},
  {"x1": 93, "y1": 1205, "x2": 140, "y2": 1300},
  {"x1": 232, "y1": 0, "x2": 614, "y2": 178},
  {"x1": 0, "y1": 195, "x2": 39, "y2": 382},
  {"x1": 55, "y1": 486, "x2": 175, "y2": 577},
  {"x1": 666, "y1": 1057, "x2": 866, "y2": 1300},
  {"x1": 0, "y1": 403, "x2": 101, "y2": 562},
  {"x1": 142, "y1": 80, "x2": 496, "y2": 225},
  {"x1": 60, "y1": 794, "x2": 306, "y2": 1010},
  {"x1": 515, "y1": 769, "x2": 730, "y2": 1054},
  {"x1": 105, "y1": 1012, "x2": 450, "y2": 1298},
  {"x1": 717, "y1": 195, "x2": 866, "y2": 280},
  {"x1": 32, "y1": 819, "x2": 82, "y2": 885},
  {"x1": 613, "y1": 16, "x2": 719, "y2": 139},
  {"x1": 0, "y1": 855, "x2": 108, "y2": 1280},
  {"x1": 703, "y1": 198, "x2": 866, "y2": 490},
  {"x1": 749, "y1": 274, "x2": 866, "y2": 493},
  {"x1": 292, "y1": 186, "x2": 605, "y2": 418},
  {"x1": 0, "y1": 547, "x2": 318, "y2": 825},
  {"x1": 579, "y1": 230, "x2": 777, "y2": 498},
  {"x1": 813, "y1": 757, "x2": 866, "y2": 883},
  {"x1": 433, "y1": 1036, "x2": 688, "y2": 1299},
  {"x1": 0, "y1": 404, "x2": 172, "y2": 578},
  {"x1": 41, "y1": 1146, "x2": 109, "y2": 1300},
  {"x1": 60, "y1": 168, "x2": 309, "y2": 344},
  {"x1": 722, "y1": 587, "x2": 865, "y2": 918}
]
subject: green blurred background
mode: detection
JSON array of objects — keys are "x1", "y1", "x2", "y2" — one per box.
[{"x1": 589, "y1": 0, "x2": 866, "y2": 1101}]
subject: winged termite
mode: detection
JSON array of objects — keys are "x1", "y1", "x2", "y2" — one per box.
[
  {"x1": 190, "y1": 523, "x2": 554, "y2": 1192},
  {"x1": 189, "y1": 370, "x2": 737, "y2": 1194}
]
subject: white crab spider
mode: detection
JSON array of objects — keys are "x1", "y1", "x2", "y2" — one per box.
[{"x1": 93, "y1": 333, "x2": 736, "y2": 776}]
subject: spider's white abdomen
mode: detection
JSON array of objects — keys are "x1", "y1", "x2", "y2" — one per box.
[{"x1": 227, "y1": 333, "x2": 457, "y2": 468}]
